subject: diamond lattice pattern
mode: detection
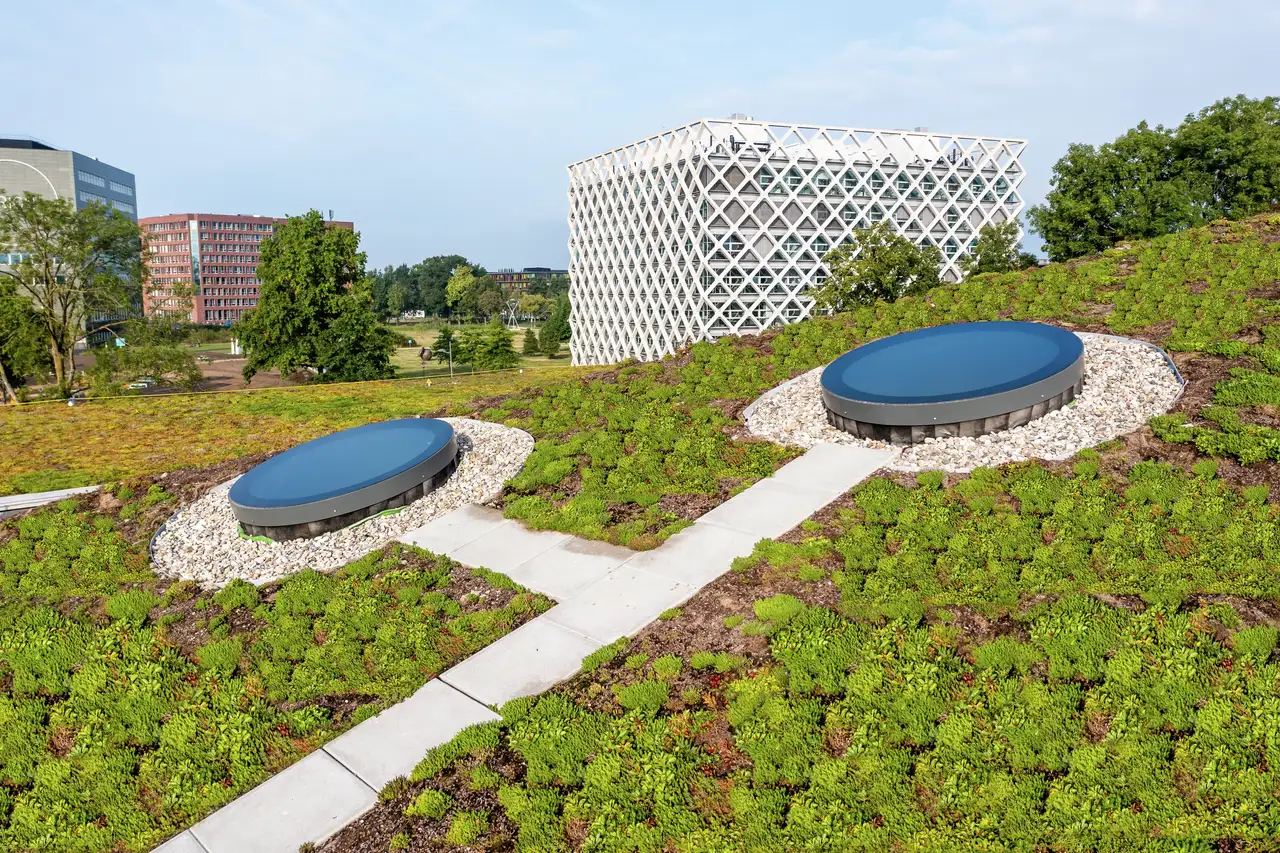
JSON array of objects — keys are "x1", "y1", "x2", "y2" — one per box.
[{"x1": 566, "y1": 118, "x2": 1027, "y2": 365}]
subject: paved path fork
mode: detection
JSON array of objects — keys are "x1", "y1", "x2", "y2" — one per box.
[{"x1": 154, "y1": 443, "x2": 894, "y2": 853}]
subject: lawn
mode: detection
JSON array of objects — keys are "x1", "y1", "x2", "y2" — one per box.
[{"x1": 0, "y1": 365, "x2": 588, "y2": 496}]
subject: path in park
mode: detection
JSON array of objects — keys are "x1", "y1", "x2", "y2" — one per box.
[{"x1": 154, "y1": 442, "x2": 895, "y2": 853}]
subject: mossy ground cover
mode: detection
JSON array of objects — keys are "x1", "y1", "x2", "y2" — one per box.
[
  {"x1": 0, "y1": 365, "x2": 587, "y2": 497},
  {"x1": 322, "y1": 459, "x2": 1280, "y2": 852},
  {"x1": 0, "y1": 487, "x2": 551, "y2": 853},
  {"x1": 465, "y1": 214, "x2": 1280, "y2": 547}
]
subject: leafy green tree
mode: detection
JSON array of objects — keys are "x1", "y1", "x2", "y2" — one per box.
[
  {"x1": 412, "y1": 255, "x2": 484, "y2": 318},
  {"x1": 814, "y1": 223, "x2": 941, "y2": 312},
  {"x1": 386, "y1": 281, "x2": 409, "y2": 321},
  {"x1": 519, "y1": 293, "x2": 549, "y2": 320},
  {"x1": 959, "y1": 221, "x2": 1040, "y2": 278},
  {"x1": 477, "y1": 287, "x2": 504, "y2": 320},
  {"x1": 540, "y1": 295, "x2": 571, "y2": 358},
  {"x1": 1027, "y1": 124, "x2": 1194, "y2": 261},
  {"x1": 433, "y1": 325, "x2": 456, "y2": 365},
  {"x1": 522, "y1": 327, "x2": 540, "y2": 356},
  {"x1": 0, "y1": 193, "x2": 145, "y2": 395},
  {"x1": 1028, "y1": 96, "x2": 1280, "y2": 261},
  {"x1": 468, "y1": 321, "x2": 519, "y2": 370},
  {"x1": 86, "y1": 338, "x2": 203, "y2": 397},
  {"x1": 313, "y1": 280, "x2": 396, "y2": 383},
  {"x1": 445, "y1": 265, "x2": 482, "y2": 319},
  {"x1": 237, "y1": 210, "x2": 389, "y2": 382},
  {"x1": 1175, "y1": 95, "x2": 1280, "y2": 219},
  {"x1": 0, "y1": 279, "x2": 48, "y2": 403}
]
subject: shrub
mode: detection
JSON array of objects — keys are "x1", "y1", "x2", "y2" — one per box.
[
  {"x1": 404, "y1": 788, "x2": 452, "y2": 819},
  {"x1": 445, "y1": 811, "x2": 489, "y2": 846},
  {"x1": 104, "y1": 589, "x2": 158, "y2": 626}
]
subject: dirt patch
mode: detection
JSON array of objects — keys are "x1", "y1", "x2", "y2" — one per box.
[
  {"x1": 1169, "y1": 351, "x2": 1241, "y2": 420},
  {"x1": 657, "y1": 491, "x2": 723, "y2": 523},
  {"x1": 945, "y1": 606, "x2": 1030, "y2": 653},
  {"x1": 1185, "y1": 594, "x2": 1280, "y2": 631},
  {"x1": 316, "y1": 742, "x2": 525, "y2": 853},
  {"x1": 1236, "y1": 404, "x2": 1280, "y2": 428}
]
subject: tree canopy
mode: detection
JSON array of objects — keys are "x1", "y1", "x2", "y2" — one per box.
[
  {"x1": 236, "y1": 210, "x2": 394, "y2": 383},
  {"x1": 1028, "y1": 95, "x2": 1280, "y2": 261},
  {"x1": 959, "y1": 221, "x2": 1040, "y2": 279},
  {"x1": 0, "y1": 277, "x2": 48, "y2": 403},
  {"x1": 0, "y1": 193, "x2": 145, "y2": 395},
  {"x1": 814, "y1": 224, "x2": 941, "y2": 312}
]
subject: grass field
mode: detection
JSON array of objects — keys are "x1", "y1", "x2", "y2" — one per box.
[{"x1": 0, "y1": 365, "x2": 588, "y2": 496}]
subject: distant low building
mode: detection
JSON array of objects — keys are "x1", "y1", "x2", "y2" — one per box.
[
  {"x1": 140, "y1": 213, "x2": 355, "y2": 325},
  {"x1": 489, "y1": 266, "x2": 568, "y2": 292},
  {"x1": 0, "y1": 136, "x2": 139, "y2": 345}
]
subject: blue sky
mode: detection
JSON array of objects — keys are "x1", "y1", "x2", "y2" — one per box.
[{"x1": 4, "y1": 0, "x2": 1277, "y2": 269}]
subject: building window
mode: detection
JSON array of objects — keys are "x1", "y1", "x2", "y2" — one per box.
[
  {"x1": 111, "y1": 200, "x2": 135, "y2": 215},
  {"x1": 78, "y1": 190, "x2": 107, "y2": 205},
  {"x1": 77, "y1": 170, "x2": 106, "y2": 188},
  {"x1": 108, "y1": 180, "x2": 133, "y2": 196}
]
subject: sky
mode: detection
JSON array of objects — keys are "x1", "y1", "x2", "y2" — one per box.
[{"x1": 4, "y1": 0, "x2": 1278, "y2": 270}]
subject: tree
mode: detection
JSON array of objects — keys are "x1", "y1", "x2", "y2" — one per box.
[
  {"x1": 1027, "y1": 96, "x2": 1280, "y2": 261},
  {"x1": 313, "y1": 280, "x2": 396, "y2": 383},
  {"x1": 1175, "y1": 95, "x2": 1280, "y2": 220},
  {"x1": 445, "y1": 265, "x2": 480, "y2": 317},
  {"x1": 433, "y1": 325, "x2": 456, "y2": 365},
  {"x1": 1027, "y1": 124, "x2": 1194, "y2": 261},
  {"x1": 0, "y1": 193, "x2": 145, "y2": 395},
  {"x1": 540, "y1": 295, "x2": 571, "y2": 358},
  {"x1": 814, "y1": 224, "x2": 941, "y2": 312},
  {"x1": 236, "y1": 210, "x2": 390, "y2": 382},
  {"x1": 412, "y1": 255, "x2": 485, "y2": 318},
  {"x1": 477, "y1": 287, "x2": 504, "y2": 320},
  {"x1": 386, "y1": 280, "x2": 409, "y2": 321},
  {"x1": 465, "y1": 320, "x2": 519, "y2": 370},
  {"x1": 0, "y1": 278, "x2": 48, "y2": 403},
  {"x1": 85, "y1": 325, "x2": 204, "y2": 397},
  {"x1": 518, "y1": 293, "x2": 549, "y2": 320},
  {"x1": 522, "y1": 327, "x2": 540, "y2": 356},
  {"x1": 959, "y1": 221, "x2": 1040, "y2": 278}
]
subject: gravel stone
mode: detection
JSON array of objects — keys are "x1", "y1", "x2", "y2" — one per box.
[
  {"x1": 745, "y1": 333, "x2": 1183, "y2": 473},
  {"x1": 151, "y1": 418, "x2": 534, "y2": 587}
]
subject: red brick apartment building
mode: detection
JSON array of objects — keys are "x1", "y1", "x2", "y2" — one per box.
[{"x1": 141, "y1": 213, "x2": 354, "y2": 325}]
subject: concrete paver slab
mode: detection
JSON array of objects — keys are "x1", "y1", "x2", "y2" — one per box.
[
  {"x1": 766, "y1": 443, "x2": 896, "y2": 496},
  {"x1": 695, "y1": 479, "x2": 840, "y2": 540},
  {"x1": 504, "y1": 537, "x2": 636, "y2": 600},
  {"x1": 323, "y1": 679, "x2": 499, "y2": 791},
  {"x1": 450, "y1": 522, "x2": 569, "y2": 575},
  {"x1": 397, "y1": 505, "x2": 508, "y2": 554},
  {"x1": 151, "y1": 831, "x2": 207, "y2": 853},
  {"x1": 190, "y1": 750, "x2": 374, "y2": 853},
  {"x1": 623, "y1": 523, "x2": 760, "y2": 587},
  {"x1": 543, "y1": 565, "x2": 696, "y2": 644},
  {"x1": 441, "y1": 617, "x2": 602, "y2": 706}
]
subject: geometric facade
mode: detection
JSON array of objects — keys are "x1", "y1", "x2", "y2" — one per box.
[{"x1": 566, "y1": 116, "x2": 1027, "y2": 365}]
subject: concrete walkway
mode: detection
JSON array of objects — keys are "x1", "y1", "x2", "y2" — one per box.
[
  {"x1": 153, "y1": 442, "x2": 894, "y2": 853},
  {"x1": 0, "y1": 485, "x2": 100, "y2": 520}
]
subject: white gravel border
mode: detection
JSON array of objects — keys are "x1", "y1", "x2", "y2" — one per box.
[
  {"x1": 745, "y1": 333, "x2": 1184, "y2": 473},
  {"x1": 151, "y1": 418, "x2": 534, "y2": 587}
]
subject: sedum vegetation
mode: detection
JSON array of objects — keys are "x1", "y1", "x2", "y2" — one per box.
[
  {"x1": 0, "y1": 496, "x2": 550, "y2": 852},
  {"x1": 381, "y1": 460, "x2": 1280, "y2": 852},
  {"x1": 479, "y1": 214, "x2": 1280, "y2": 546}
]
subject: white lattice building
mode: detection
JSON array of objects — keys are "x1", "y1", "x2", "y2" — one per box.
[{"x1": 567, "y1": 117, "x2": 1027, "y2": 365}]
